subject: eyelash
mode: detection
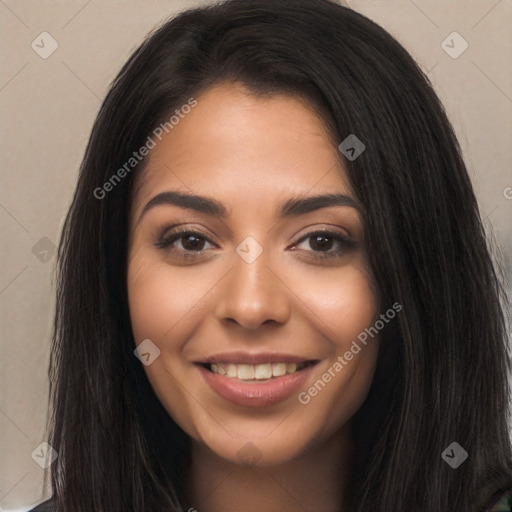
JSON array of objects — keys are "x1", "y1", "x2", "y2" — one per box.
[{"x1": 155, "y1": 226, "x2": 355, "y2": 261}]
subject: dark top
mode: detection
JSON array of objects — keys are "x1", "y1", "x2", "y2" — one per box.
[
  {"x1": 28, "y1": 499, "x2": 54, "y2": 512},
  {"x1": 27, "y1": 487, "x2": 512, "y2": 511}
]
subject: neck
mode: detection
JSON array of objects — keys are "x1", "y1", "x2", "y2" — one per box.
[{"x1": 184, "y1": 425, "x2": 353, "y2": 512}]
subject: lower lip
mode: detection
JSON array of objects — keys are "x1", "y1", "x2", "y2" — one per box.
[{"x1": 197, "y1": 364, "x2": 316, "y2": 407}]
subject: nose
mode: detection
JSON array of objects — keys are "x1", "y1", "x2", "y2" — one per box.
[{"x1": 214, "y1": 248, "x2": 292, "y2": 331}]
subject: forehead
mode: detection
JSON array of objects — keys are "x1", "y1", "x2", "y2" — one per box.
[{"x1": 131, "y1": 82, "x2": 352, "y2": 215}]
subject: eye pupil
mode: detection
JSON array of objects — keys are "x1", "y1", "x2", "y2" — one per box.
[
  {"x1": 310, "y1": 234, "x2": 333, "y2": 251},
  {"x1": 182, "y1": 234, "x2": 205, "y2": 251}
]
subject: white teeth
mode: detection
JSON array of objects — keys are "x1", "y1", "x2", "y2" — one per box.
[
  {"x1": 286, "y1": 363, "x2": 297, "y2": 374},
  {"x1": 271, "y1": 363, "x2": 287, "y2": 377},
  {"x1": 254, "y1": 363, "x2": 272, "y2": 379},
  {"x1": 237, "y1": 364, "x2": 254, "y2": 380},
  {"x1": 208, "y1": 361, "x2": 308, "y2": 380},
  {"x1": 227, "y1": 364, "x2": 237, "y2": 378}
]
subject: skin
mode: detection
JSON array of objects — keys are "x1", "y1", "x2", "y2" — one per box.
[{"x1": 127, "y1": 81, "x2": 381, "y2": 512}]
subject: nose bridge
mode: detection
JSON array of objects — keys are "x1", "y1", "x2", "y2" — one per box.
[{"x1": 214, "y1": 237, "x2": 291, "y2": 329}]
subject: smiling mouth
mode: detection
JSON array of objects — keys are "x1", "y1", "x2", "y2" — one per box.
[{"x1": 200, "y1": 361, "x2": 316, "y2": 381}]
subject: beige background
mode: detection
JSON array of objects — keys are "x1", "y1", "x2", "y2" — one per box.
[{"x1": 1, "y1": 1, "x2": 511, "y2": 510}]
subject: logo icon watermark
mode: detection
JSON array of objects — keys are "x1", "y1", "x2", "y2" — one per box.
[{"x1": 441, "y1": 442, "x2": 468, "y2": 469}]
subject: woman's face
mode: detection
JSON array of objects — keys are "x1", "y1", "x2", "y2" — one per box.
[{"x1": 127, "y1": 81, "x2": 380, "y2": 466}]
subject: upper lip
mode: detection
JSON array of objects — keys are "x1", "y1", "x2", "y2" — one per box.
[{"x1": 197, "y1": 352, "x2": 317, "y2": 365}]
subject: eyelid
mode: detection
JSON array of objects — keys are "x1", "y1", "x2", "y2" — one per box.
[
  {"x1": 290, "y1": 229, "x2": 357, "y2": 258},
  {"x1": 156, "y1": 224, "x2": 219, "y2": 245},
  {"x1": 291, "y1": 225, "x2": 353, "y2": 244},
  {"x1": 154, "y1": 228, "x2": 217, "y2": 261}
]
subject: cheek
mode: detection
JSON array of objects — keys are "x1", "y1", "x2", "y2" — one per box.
[
  {"x1": 127, "y1": 255, "x2": 211, "y2": 439},
  {"x1": 291, "y1": 262, "x2": 379, "y2": 352},
  {"x1": 127, "y1": 255, "x2": 213, "y2": 345},
  {"x1": 290, "y1": 263, "x2": 380, "y2": 426},
  {"x1": 128, "y1": 260, "x2": 169, "y2": 343}
]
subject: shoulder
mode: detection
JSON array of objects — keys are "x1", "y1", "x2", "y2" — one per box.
[
  {"x1": 482, "y1": 487, "x2": 512, "y2": 512},
  {"x1": 27, "y1": 498, "x2": 56, "y2": 512}
]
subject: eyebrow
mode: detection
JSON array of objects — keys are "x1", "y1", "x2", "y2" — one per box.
[{"x1": 138, "y1": 190, "x2": 360, "y2": 223}]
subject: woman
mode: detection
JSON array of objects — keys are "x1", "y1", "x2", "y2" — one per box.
[{"x1": 30, "y1": 0, "x2": 512, "y2": 510}]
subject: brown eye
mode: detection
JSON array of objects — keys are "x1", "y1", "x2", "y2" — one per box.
[
  {"x1": 156, "y1": 228, "x2": 216, "y2": 257},
  {"x1": 178, "y1": 233, "x2": 208, "y2": 251},
  {"x1": 308, "y1": 233, "x2": 335, "y2": 251},
  {"x1": 293, "y1": 230, "x2": 355, "y2": 260}
]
